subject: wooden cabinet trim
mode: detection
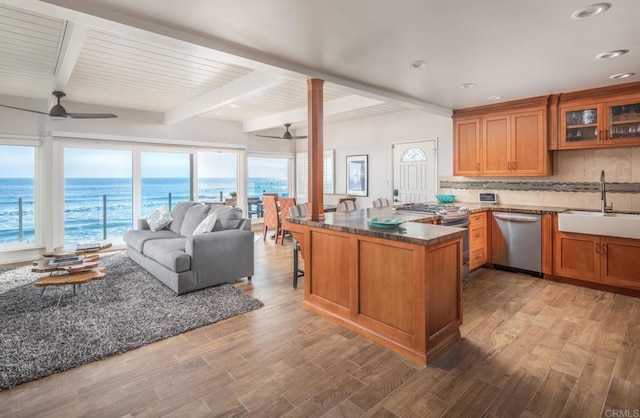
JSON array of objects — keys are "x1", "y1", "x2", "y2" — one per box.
[{"x1": 453, "y1": 95, "x2": 550, "y2": 117}]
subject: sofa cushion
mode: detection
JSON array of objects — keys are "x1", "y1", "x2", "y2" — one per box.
[
  {"x1": 169, "y1": 201, "x2": 198, "y2": 234},
  {"x1": 211, "y1": 206, "x2": 243, "y2": 231},
  {"x1": 144, "y1": 206, "x2": 173, "y2": 231},
  {"x1": 142, "y1": 238, "x2": 191, "y2": 273},
  {"x1": 123, "y1": 229, "x2": 180, "y2": 253},
  {"x1": 193, "y1": 212, "x2": 217, "y2": 235},
  {"x1": 180, "y1": 204, "x2": 211, "y2": 236}
]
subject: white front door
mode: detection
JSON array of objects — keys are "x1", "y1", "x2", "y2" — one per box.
[{"x1": 392, "y1": 140, "x2": 437, "y2": 204}]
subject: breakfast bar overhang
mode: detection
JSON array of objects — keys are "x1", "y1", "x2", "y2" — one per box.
[{"x1": 289, "y1": 208, "x2": 466, "y2": 364}]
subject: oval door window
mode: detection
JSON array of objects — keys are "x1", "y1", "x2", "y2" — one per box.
[{"x1": 400, "y1": 148, "x2": 427, "y2": 162}]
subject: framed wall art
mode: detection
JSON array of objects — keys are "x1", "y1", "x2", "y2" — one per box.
[{"x1": 346, "y1": 154, "x2": 368, "y2": 196}]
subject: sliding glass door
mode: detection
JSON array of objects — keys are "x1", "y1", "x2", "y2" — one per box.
[
  {"x1": 64, "y1": 148, "x2": 133, "y2": 243},
  {"x1": 196, "y1": 151, "x2": 238, "y2": 203},
  {"x1": 141, "y1": 152, "x2": 191, "y2": 214},
  {"x1": 247, "y1": 156, "x2": 291, "y2": 219},
  {"x1": 0, "y1": 145, "x2": 36, "y2": 244}
]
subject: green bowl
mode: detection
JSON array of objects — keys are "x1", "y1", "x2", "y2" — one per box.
[{"x1": 435, "y1": 194, "x2": 456, "y2": 203}]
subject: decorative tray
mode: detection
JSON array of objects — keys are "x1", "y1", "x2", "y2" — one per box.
[{"x1": 367, "y1": 218, "x2": 404, "y2": 229}]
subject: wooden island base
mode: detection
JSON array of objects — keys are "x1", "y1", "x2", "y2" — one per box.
[{"x1": 289, "y1": 217, "x2": 464, "y2": 365}]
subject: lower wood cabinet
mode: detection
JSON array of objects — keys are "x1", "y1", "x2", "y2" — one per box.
[
  {"x1": 469, "y1": 212, "x2": 488, "y2": 270},
  {"x1": 554, "y1": 230, "x2": 640, "y2": 290}
]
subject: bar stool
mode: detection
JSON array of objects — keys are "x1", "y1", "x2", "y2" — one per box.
[{"x1": 289, "y1": 203, "x2": 308, "y2": 289}]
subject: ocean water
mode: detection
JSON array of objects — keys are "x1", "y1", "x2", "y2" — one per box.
[{"x1": 0, "y1": 177, "x2": 288, "y2": 244}]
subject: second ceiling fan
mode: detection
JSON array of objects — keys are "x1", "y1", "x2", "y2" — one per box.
[{"x1": 255, "y1": 123, "x2": 307, "y2": 140}]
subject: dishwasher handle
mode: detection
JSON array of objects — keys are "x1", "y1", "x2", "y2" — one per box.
[{"x1": 493, "y1": 213, "x2": 540, "y2": 222}]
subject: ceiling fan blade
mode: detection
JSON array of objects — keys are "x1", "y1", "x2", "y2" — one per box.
[
  {"x1": 291, "y1": 135, "x2": 308, "y2": 139},
  {"x1": 255, "y1": 134, "x2": 285, "y2": 139},
  {"x1": 0, "y1": 104, "x2": 49, "y2": 115},
  {"x1": 66, "y1": 113, "x2": 118, "y2": 119}
]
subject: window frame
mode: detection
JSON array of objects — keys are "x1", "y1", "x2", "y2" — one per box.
[
  {"x1": 295, "y1": 149, "x2": 335, "y2": 200},
  {"x1": 0, "y1": 136, "x2": 43, "y2": 251}
]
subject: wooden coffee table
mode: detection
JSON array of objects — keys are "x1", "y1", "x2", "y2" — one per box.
[{"x1": 33, "y1": 243, "x2": 111, "y2": 302}]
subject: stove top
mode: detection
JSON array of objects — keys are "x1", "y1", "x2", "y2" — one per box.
[{"x1": 394, "y1": 202, "x2": 467, "y2": 215}]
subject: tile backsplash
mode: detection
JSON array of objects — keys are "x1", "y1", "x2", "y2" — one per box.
[{"x1": 440, "y1": 147, "x2": 640, "y2": 211}]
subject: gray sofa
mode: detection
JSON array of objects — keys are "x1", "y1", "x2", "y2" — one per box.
[{"x1": 123, "y1": 201, "x2": 254, "y2": 294}]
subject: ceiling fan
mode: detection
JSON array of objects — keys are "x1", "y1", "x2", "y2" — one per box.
[
  {"x1": 0, "y1": 91, "x2": 117, "y2": 119},
  {"x1": 255, "y1": 123, "x2": 307, "y2": 140}
]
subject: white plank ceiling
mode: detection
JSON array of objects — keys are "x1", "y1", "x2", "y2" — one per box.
[
  {"x1": 0, "y1": 3, "x2": 410, "y2": 133},
  {"x1": 0, "y1": 5, "x2": 63, "y2": 99}
]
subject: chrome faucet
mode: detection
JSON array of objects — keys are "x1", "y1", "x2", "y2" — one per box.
[{"x1": 600, "y1": 170, "x2": 613, "y2": 213}]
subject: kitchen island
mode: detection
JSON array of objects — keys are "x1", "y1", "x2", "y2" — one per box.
[{"x1": 288, "y1": 208, "x2": 466, "y2": 364}]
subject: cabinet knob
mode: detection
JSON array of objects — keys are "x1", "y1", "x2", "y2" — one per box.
[
  {"x1": 476, "y1": 162, "x2": 480, "y2": 171},
  {"x1": 475, "y1": 233, "x2": 481, "y2": 238}
]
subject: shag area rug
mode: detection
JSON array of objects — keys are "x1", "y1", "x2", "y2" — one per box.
[{"x1": 0, "y1": 253, "x2": 263, "y2": 390}]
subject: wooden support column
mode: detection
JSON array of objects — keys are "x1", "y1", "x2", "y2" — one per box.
[{"x1": 307, "y1": 79, "x2": 325, "y2": 222}]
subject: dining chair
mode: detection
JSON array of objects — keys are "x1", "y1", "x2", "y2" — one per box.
[
  {"x1": 336, "y1": 200, "x2": 360, "y2": 211},
  {"x1": 338, "y1": 196, "x2": 356, "y2": 204},
  {"x1": 372, "y1": 198, "x2": 393, "y2": 208},
  {"x1": 289, "y1": 202, "x2": 308, "y2": 289},
  {"x1": 262, "y1": 194, "x2": 280, "y2": 243},
  {"x1": 278, "y1": 197, "x2": 297, "y2": 245}
]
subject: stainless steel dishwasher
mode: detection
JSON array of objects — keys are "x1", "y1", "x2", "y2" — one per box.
[{"x1": 491, "y1": 212, "x2": 542, "y2": 276}]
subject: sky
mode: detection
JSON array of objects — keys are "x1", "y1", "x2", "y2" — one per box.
[
  {"x1": 0, "y1": 146, "x2": 287, "y2": 178},
  {"x1": 0, "y1": 146, "x2": 34, "y2": 178}
]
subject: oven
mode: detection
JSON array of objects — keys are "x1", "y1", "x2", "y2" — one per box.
[{"x1": 395, "y1": 204, "x2": 470, "y2": 280}]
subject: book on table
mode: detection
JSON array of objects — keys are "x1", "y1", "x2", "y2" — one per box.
[
  {"x1": 49, "y1": 256, "x2": 84, "y2": 267},
  {"x1": 76, "y1": 242, "x2": 102, "y2": 251}
]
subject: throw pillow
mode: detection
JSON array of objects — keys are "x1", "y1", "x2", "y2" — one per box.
[
  {"x1": 180, "y1": 204, "x2": 211, "y2": 236},
  {"x1": 192, "y1": 212, "x2": 217, "y2": 235},
  {"x1": 145, "y1": 205, "x2": 173, "y2": 231},
  {"x1": 212, "y1": 206, "x2": 243, "y2": 231}
]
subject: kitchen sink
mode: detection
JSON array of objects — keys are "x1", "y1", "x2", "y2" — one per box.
[{"x1": 558, "y1": 210, "x2": 640, "y2": 240}]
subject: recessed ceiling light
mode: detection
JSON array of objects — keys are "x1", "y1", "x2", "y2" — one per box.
[
  {"x1": 457, "y1": 83, "x2": 477, "y2": 89},
  {"x1": 609, "y1": 72, "x2": 635, "y2": 79},
  {"x1": 487, "y1": 95, "x2": 504, "y2": 101},
  {"x1": 596, "y1": 49, "x2": 629, "y2": 59},
  {"x1": 409, "y1": 60, "x2": 426, "y2": 69},
  {"x1": 571, "y1": 3, "x2": 611, "y2": 19}
]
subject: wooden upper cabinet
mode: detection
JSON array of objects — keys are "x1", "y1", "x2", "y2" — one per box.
[
  {"x1": 453, "y1": 118, "x2": 481, "y2": 175},
  {"x1": 512, "y1": 110, "x2": 546, "y2": 174},
  {"x1": 453, "y1": 96, "x2": 550, "y2": 177},
  {"x1": 558, "y1": 83, "x2": 640, "y2": 149},
  {"x1": 483, "y1": 109, "x2": 547, "y2": 175},
  {"x1": 482, "y1": 115, "x2": 510, "y2": 175}
]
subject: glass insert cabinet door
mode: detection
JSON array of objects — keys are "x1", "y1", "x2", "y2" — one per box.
[
  {"x1": 608, "y1": 101, "x2": 640, "y2": 141},
  {"x1": 563, "y1": 106, "x2": 600, "y2": 144}
]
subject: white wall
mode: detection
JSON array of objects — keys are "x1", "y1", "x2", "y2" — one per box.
[{"x1": 296, "y1": 109, "x2": 453, "y2": 206}]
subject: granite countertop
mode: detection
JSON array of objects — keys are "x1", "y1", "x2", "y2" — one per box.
[
  {"x1": 458, "y1": 203, "x2": 570, "y2": 215},
  {"x1": 456, "y1": 202, "x2": 640, "y2": 215},
  {"x1": 288, "y1": 207, "x2": 465, "y2": 246}
]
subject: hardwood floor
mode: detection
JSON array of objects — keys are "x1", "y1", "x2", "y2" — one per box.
[{"x1": 1, "y1": 235, "x2": 639, "y2": 417}]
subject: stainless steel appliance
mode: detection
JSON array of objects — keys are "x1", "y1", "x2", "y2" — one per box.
[
  {"x1": 395, "y1": 203, "x2": 470, "y2": 280},
  {"x1": 491, "y1": 212, "x2": 542, "y2": 276}
]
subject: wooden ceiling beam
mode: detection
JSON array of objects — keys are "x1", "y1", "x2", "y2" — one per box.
[
  {"x1": 164, "y1": 71, "x2": 284, "y2": 124},
  {"x1": 50, "y1": 20, "x2": 88, "y2": 107},
  {"x1": 242, "y1": 95, "x2": 384, "y2": 133}
]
